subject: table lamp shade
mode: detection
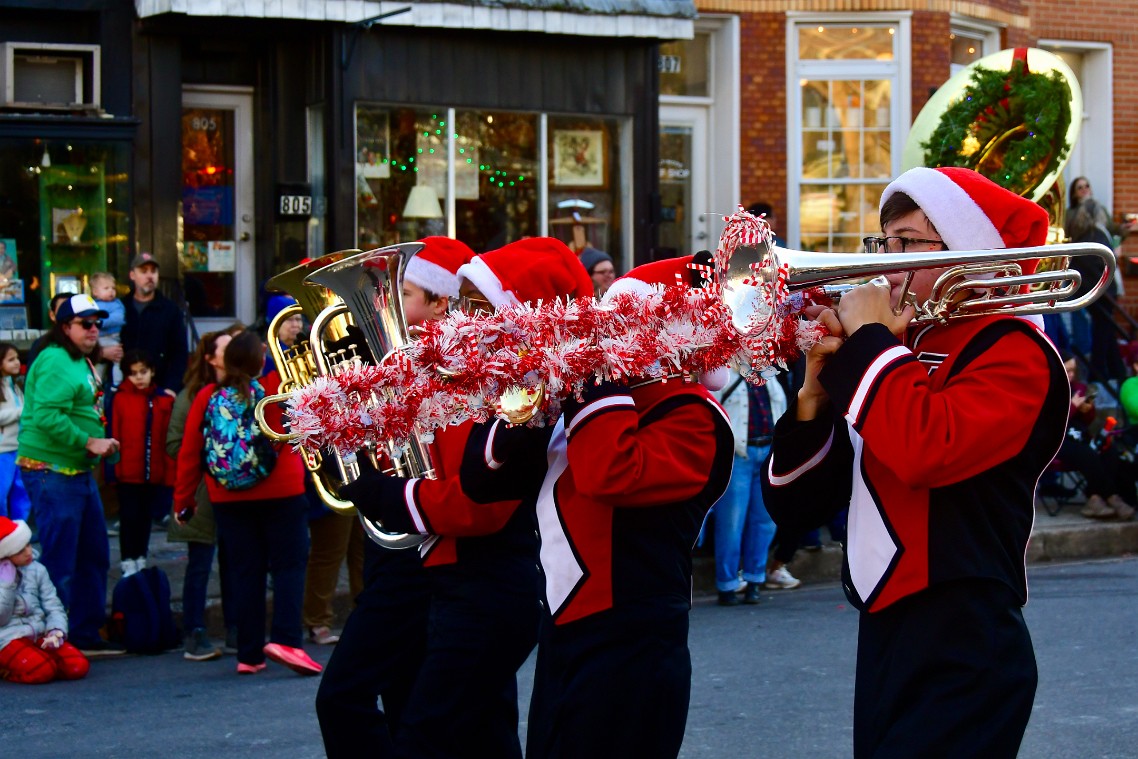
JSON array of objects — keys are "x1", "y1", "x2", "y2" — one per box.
[{"x1": 403, "y1": 185, "x2": 443, "y2": 219}]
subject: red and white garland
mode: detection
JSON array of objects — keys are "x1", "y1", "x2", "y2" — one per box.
[{"x1": 285, "y1": 208, "x2": 830, "y2": 455}]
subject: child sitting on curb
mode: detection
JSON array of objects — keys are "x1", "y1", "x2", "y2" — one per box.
[{"x1": 0, "y1": 517, "x2": 90, "y2": 684}]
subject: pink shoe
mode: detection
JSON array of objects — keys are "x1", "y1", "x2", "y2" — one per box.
[
  {"x1": 236, "y1": 662, "x2": 267, "y2": 675},
  {"x1": 263, "y1": 642, "x2": 323, "y2": 676}
]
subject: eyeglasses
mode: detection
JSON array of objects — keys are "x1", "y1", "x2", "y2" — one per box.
[
  {"x1": 451, "y1": 295, "x2": 495, "y2": 315},
  {"x1": 73, "y1": 318, "x2": 102, "y2": 330},
  {"x1": 863, "y1": 236, "x2": 947, "y2": 255}
]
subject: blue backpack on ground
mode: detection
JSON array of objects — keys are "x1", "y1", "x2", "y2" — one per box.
[
  {"x1": 203, "y1": 382, "x2": 278, "y2": 490},
  {"x1": 110, "y1": 566, "x2": 181, "y2": 654}
]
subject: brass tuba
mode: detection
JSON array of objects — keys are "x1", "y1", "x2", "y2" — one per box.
[
  {"x1": 304, "y1": 243, "x2": 436, "y2": 550},
  {"x1": 254, "y1": 250, "x2": 360, "y2": 512}
]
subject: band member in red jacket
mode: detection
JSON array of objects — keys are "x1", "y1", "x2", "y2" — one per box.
[
  {"x1": 761, "y1": 167, "x2": 1069, "y2": 758},
  {"x1": 317, "y1": 236, "x2": 477, "y2": 757},
  {"x1": 340, "y1": 238, "x2": 594, "y2": 759},
  {"x1": 111, "y1": 349, "x2": 176, "y2": 578}
]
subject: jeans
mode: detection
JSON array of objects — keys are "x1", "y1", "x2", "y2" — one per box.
[
  {"x1": 23, "y1": 468, "x2": 109, "y2": 646},
  {"x1": 213, "y1": 495, "x2": 309, "y2": 665},
  {"x1": 182, "y1": 541, "x2": 215, "y2": 632},
  {"x1": 712, "y1": 446, "x2": 776, "y2": 591}
]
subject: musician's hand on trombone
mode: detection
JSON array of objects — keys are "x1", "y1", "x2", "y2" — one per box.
[
  {"x1": 835, "y1": 277, "x2": 915, "y2": 338},
  {"x1": 796, "y1": 307, "x2": 845, "y2": 421}
]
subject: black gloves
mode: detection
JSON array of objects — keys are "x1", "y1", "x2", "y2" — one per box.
[{"x1": 338, "y1": 454, "x2": 417, "y2": 535}]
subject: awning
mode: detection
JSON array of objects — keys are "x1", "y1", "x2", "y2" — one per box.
[{"x1": 133, "y1": 0, "x2": 695, "y2": 39}]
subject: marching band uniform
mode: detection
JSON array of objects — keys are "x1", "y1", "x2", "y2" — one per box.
[
  {"x1": 317, "y1": 237, "x2": 479, "y2": 758},
  {"x1": 340, "y1": 238, "x2": 594, "y2": 759},
  {"x1": 761, "y1": 168, "x2": 1069, "y2": 758},
  {"x1": 457, "y1": 256, "x2": 733, "y2": 758}
]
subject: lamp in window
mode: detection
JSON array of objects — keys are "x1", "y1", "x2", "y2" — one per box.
[{"x1": 402, "y1": 185, "x2": 444, "y2": 237}]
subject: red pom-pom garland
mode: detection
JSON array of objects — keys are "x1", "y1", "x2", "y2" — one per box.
[{"x1": 285, "y1": 209, "x2": 827, "y2": 454}]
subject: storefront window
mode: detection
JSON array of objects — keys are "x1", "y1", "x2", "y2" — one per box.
[
  {"x1": 0, "y1": 137, "x2": 131, "y2": 329},
  {"x1": 182, "y1": 106, "x2": 237, "y2": 317},
  {"x1": 356, "y1": 105, "x2": 450, "y2": 249},
  {"x1": 453, "y1": 110, "x2": 539, "y2": 251},
  {"x1": 354, "y1": 105, "x2": 628, "y2": 266},
  {"x1": 792, "y1": 21, "x2": 902, "y2": 252}
]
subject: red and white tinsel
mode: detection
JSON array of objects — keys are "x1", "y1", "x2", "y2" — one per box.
[{"x1": 285, "y1": 208, "x2": 829, "y2": 455}]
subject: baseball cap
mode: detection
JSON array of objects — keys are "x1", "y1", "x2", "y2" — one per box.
[
  {"x1": 56, "y1": 294, "x2": 110, "y2": 323},
  {"x1": 130, "y1": 252, "x2": 160, "y2": 270}
]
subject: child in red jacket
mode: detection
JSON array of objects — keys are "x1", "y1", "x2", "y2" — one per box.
[{"x1": 112, "y1": 349, "x2": 176, "y2": 577}]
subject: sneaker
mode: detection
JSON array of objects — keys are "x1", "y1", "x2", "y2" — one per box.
[
  {"x1": 308, "y1": 626, "x2": 340, "y2": 645},
  {"x1": 223, "y1": 627, "x2": 239, "y2": 655},
  {"x1": 75, "y1": 639, "x2": 127, "y2": 657},
  {"x1": 136, "y1": 556, "x2": 147, "y2": 571},
  {"x1": 763, "y1": 566, "x2": 802, "y2": 590},
  {"x1": 717, "y1": 590, "x2": 740, "y2": 607},
  {"x1": 263, "y1": 642, "x2": 323, "y2": 676},
  {"x1": 743, "y1": 584, "x2": 762, "y2": 605},
  {"x1": 1107, "y1": 495, "x2": 1136, "y2": 521},
  {"x1": 236, "y1": 662, "x2": 267, "y2": 675},
  {"x1": 120, "y1": 558, "x2": 138, "y2": 577},
  {"x1": 184, "y1": 628, "x2": 222, "y2": 662},
  {"x1": 1081, "y1": 494, "x2": 1114, "y2": 519}
]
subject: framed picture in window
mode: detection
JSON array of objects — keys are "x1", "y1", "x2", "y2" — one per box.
[
  {"x1": 552, "y1": 128, "x2": 608, "y2": 189},
  {"x1": 50, "y1": 272, "x2": 87, "y2": 297}
]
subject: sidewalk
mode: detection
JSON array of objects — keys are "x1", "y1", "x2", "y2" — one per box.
[
  {"x1": 690, "y1": 498, "x2": 1138, "y2": 595},
  {"x1": 106, "y1": 497, "x2": 1138, "y2": 634}
]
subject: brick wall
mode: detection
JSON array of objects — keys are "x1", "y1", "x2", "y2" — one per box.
[{"x1": 739, "y1": 13, "x2": 788, "y2": 229}]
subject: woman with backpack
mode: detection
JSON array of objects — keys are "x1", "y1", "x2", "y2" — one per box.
[{"x1": 173, "y1": 330, "x2": 321, "y2": 676}]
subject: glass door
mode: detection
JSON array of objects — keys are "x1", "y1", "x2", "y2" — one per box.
[
  {"x1": 181, "y1": 87, "x2": 256, "y2": 332},
  {"x1": 659, "y1": 105, "x2": 709, "y2": 257}
]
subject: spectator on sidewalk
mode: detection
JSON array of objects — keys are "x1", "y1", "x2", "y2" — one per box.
[
  {"x1": 120, "y1": 252, "x2": 188, "y2": 393},
  {"x1": 111, "y1": 349, "x2": 177, "y2": 577},
  {"x1": 0, "y1": 343, "x2": 30, "y2": 521},
  {"x1": 26, "y1": 293, "x2": 73, "y2": 368},
  {"x1": 174, "y1": 330, "x2": 318, "y2": 676},
  {"x1": 167, "y1": 326, "x2": 243, "y2": 662},
  {"x1": 17, "y1": 294, "x2": 123, "y2": 655},
  {"x1": 711, "y1": 369, "x2": 789, "y2": 606},
  {"x1": 0, "y1": 517, "x2": 90, "y2": 684}
]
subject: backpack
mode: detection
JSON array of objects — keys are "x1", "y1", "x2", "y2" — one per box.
[
  {"x1": 203, "y1": 382, "x2": 278, "y2": 491},
  {"x1": 110, "y1": 566, "x2": 181, "y2": 654}
]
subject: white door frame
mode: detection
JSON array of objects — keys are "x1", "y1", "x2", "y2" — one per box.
[
  {"x1": 182, "y1": 85, "x2": 256, "y2": 331},
  {"x1": 660, "y1": 105, "x2": 710, "y2": 255}
]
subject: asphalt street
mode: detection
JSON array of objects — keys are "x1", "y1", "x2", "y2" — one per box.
[{"x1": 5, "y1": 557, "x2": 1136, "y2": 758}]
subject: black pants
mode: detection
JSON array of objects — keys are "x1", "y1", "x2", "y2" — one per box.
[
  {"x1": 527, "y1": 608, "x2": 692, "y2": 759},
  {"x1": 394, "y1": 564, "x2": 542, "y2": 759},
  {"x1": 1058, "y1": 435, "x2": 1120, "y2": 498},
  {"x1": 854, "y1": 579, "x2": 1037, "y2": 759},
  {"x1": 117, "y1": 483, "x2": 170, "y2": 561},
  {"x1": 212, "y1": 495, "x2": 309, "y2": 665},
  {"x1": 316, "y1": 544, "x2": 432, "y2": 759}
]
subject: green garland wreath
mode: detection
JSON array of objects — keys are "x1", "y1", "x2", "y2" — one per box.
[{"x1": 921, "y1": 58, "x2": 1073, "y2": 195}]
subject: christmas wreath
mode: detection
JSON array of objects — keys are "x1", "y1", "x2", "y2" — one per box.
[{"x1": 921, "y1": 53, "x2": 1073, "y2": 194}]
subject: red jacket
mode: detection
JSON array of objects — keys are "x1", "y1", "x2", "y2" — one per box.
[
  {"x1": 112, "y1": 381, "x2": 176, "y2": 486},
  {"x1": 173, "y1": 371, "x2": 305, "y2": 511}
]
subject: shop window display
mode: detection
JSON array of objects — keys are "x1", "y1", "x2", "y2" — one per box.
[{"x1": 0, "y1": 138, "x2": 131, "y2": 331}]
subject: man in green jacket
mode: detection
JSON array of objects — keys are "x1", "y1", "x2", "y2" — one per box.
[{"x1": 18, "y1": 294, "x2": 122, "y2": 655}]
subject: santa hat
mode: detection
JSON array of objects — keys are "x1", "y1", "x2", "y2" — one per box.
[
  {"x1": 457, "y1": 238, "x2": 594, "y2": 308},
  {"x1": 0, "y1": 517, "x2": 31, "y2": 560},
  {"x1": 602, "y1": 252, "x2": 728, "y2": 390},
  {"x1": 601, "y1": 251, "x2": 713, "y2": 303},
  {"x1": 880, "y1": 167, "x2": 1049, "y2": 260},
  {"x1": 404, "y1": 237, "x2": 476, "y2": 299}
]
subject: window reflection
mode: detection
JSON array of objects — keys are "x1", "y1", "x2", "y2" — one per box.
[{"x1": 799, "y1": 25, "x2": 895, "y2": 61}]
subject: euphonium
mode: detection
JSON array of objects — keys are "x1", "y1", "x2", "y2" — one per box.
[
  {"x1": 254, "y1": 250, "x2": 360, "y2": 513},
  {"x1": 722, "y1": 239, "x2": 1116, "y2": 334},
  {"x1": 304, "y1": 242, "x2": 435, "y2": 550}
]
